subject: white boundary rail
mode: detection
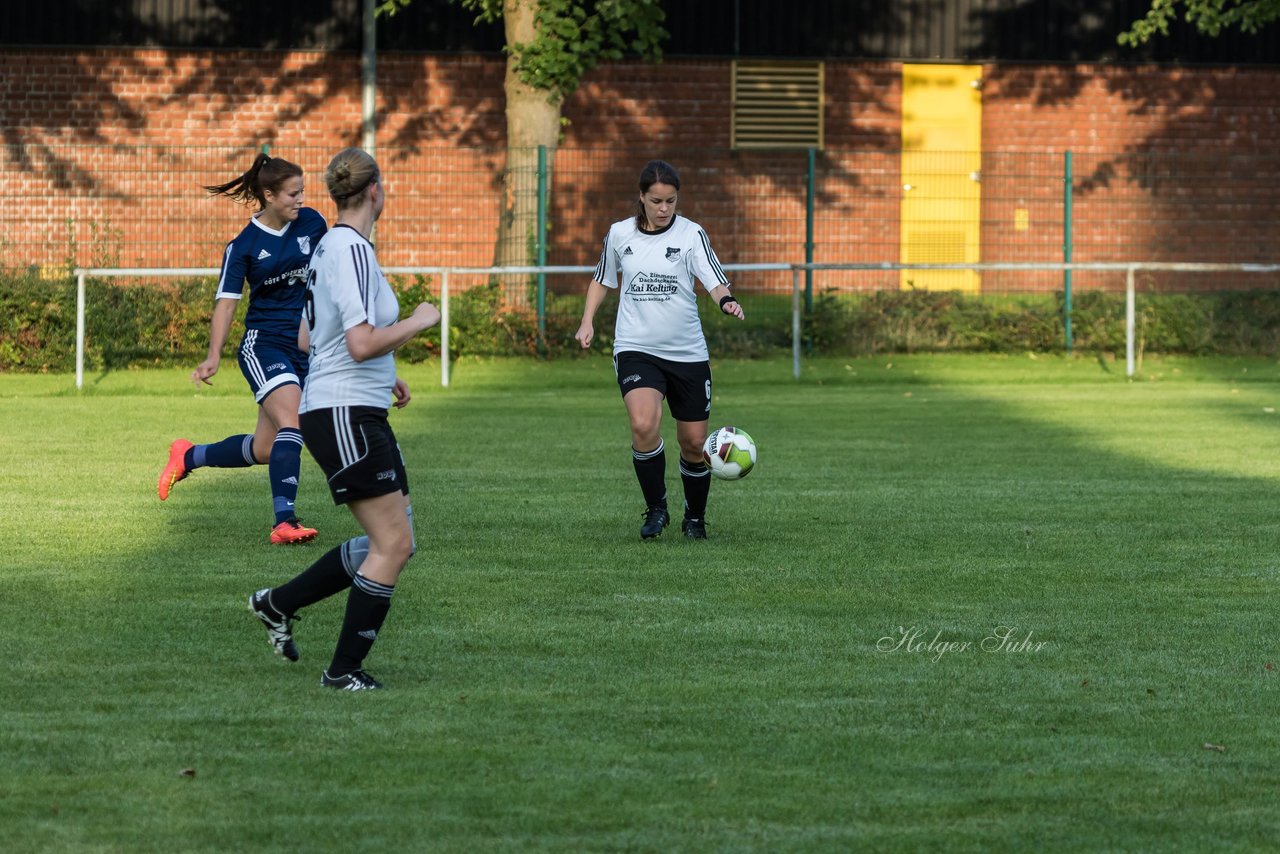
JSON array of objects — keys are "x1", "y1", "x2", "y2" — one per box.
[
  {"x1": 72, "y1": 262, "x2": 1280, "y2": 389},
  {"x1": 816, "y1": 263, "x2": 1280, "y2": 381}
]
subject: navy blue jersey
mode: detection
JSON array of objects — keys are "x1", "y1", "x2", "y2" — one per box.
[{"x1": 215, "y1": 207, "x2": 328, "y2": 343}]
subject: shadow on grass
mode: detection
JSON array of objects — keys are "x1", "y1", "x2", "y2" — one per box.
[{"x1": 5, "y1": 355, "x2": 1280, "y2": 849}]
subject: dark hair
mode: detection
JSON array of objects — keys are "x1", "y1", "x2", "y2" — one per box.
[
  {"x1": 324, "y1": 147, "x2": 380, "y2": 210},
  {"x1": 635, "y1": 159, "x2": 681, "y2": 229},
  {"x1": 205, "y1": 153, "x2": 303, "y2": 209}
]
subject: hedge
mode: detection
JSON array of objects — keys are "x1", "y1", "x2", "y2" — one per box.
[{"x1": 4, "y1": 270, "x2": 1280, "y2": 373}]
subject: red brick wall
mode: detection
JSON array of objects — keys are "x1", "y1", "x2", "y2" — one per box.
[
  {"x1": 3, "y1": 49, "x2": 1278, "y2": 293},
  {"x1": 979, "y1": 63, "x2": 1280, "y2": 291}
]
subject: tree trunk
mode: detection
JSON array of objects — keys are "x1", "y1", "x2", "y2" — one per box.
[{"x1": 497, "y1": 0, "x2": 561, "y2": 306}]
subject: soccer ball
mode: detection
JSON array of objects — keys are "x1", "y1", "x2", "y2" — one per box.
[{"x1": 703, "y1": 426, "x2": 757, "y2": 480}]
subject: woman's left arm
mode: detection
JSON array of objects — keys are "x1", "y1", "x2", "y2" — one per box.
[{"x1": 708, "y1": 284, "x2": 744, "y2": 320}]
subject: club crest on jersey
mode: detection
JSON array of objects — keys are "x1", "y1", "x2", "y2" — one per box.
[
  {"x1": 665, "y1": 247, "x2": 681, "y2": 262},
  {"x1": 297, "y1": 236, "x2": 312, "y2": 255}
]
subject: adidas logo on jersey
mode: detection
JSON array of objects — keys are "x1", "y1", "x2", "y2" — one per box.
[
  {"x1": 623, "y1": 247, "x2": 633, "y2": 255},
  {"x1": 257, "y1": 249, "x2": 272, "y2": 259}
]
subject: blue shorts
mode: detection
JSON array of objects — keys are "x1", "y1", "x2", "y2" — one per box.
[{"x1": 237, "y1": 330, "x2": 308, "y2": 403}]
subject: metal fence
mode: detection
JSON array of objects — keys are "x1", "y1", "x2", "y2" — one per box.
[
  {"x1": 8, "y1": 144, "x2": 1280, "y2": 300},
  {"x1": 68, "y1": 261, "x2": 1280, "y2": 391}
]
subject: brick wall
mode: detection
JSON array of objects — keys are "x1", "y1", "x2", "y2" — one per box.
[
  {"x1": 3, "y1": 48, "x2": 1278, "y2": 292},
  {"x1": 979, "y1": 63, "x2": 1280, "y2": 291}
]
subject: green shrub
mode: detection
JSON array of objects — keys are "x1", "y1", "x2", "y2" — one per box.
[
  {"x1": 6, "y1": 269, "x2": 1280, "y2": 373},
  {"x1": 387, "y1": 274, "x2": 440, "y2": 363},
  {"x1": 1208, "y1": 290, "x2": 1280, "y2": 354},
  {"x1": 0, "y1": 273, "x2": 78, "y2": 372},
  {"x1": 803, "y1": 287, "x2": 1280, "y2": 358}
]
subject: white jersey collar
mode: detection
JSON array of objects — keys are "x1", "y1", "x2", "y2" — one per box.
[{"x1": 250, "y1": 212, "x2": 293, "y2": 237}]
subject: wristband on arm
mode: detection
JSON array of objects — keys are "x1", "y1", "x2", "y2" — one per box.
[{"x1": 719, "y1": 293, "x2": 738, "y2": 310}]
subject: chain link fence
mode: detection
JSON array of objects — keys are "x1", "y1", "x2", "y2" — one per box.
[{"x1": 5, "y1": 143, "x2": 1280, "y2": 322}]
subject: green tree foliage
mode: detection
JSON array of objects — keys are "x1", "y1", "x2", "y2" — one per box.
[
  {"x1": 1120, "y1": 0, "x2": 1280, "y2": 45},
  {"x1": 378, "y1": 0, "x2": 667, "y2": 103},
  {"x1": 376, "y1": 1, "x2": 669, "y2": 296}
]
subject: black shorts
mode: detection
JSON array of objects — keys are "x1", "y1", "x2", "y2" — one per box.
[
  {"x1": 300, "y1": 406, "x2": 409, "y2": 506},
  {"x1": 614, "y1": 350, "x2": 712, "y2": 423}
]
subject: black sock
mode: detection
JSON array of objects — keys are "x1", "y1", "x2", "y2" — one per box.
[
  {"x1": 271, "y1": 536, "x2": 368, "y2": 615},
  {"x1": 328, "y1": 574, "x2": 394, "y2": 676},
  {"x1": 632, "y1": 440, "x2": 667, "y2": 509},
  {"x1": 679, "y1": 457, "x2": 711, "y2": 519}
]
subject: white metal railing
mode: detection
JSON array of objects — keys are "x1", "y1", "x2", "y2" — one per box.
[
  {"x1": 71, "y1": 262, "x2": 1280, "y2": 389},
  {"x1": 815, "y1": 262, "x2": 1280, "y2": 379},
  {"x1": 70, "y1": 263, "x2": 788, "y2": 389}
]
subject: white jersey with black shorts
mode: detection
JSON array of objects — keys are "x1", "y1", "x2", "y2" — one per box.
[
  {"x1": 594, "y1": 214, "x2": 730, "y2": 421},
  {"x1": 301, "y1": 224, "x2": 399, "y2": 412},
  {"x1": 593, "y1": 213, "x2": 730, "y2": 362},
  {"x1": 299, "y1": 224, "x2": 408, "y2": 505}
]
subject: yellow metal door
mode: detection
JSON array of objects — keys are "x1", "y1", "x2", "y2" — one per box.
[{"x1": 901, "y1": 64, "x2": 982, "y2": 292}]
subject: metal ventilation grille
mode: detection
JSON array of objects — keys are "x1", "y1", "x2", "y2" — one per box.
[
  {"x1": 903, "y1": 230, "x2": 968, "y2": 263},
  {"x1": 731, "y1": 60, "x2": 824, "y2": 150}
]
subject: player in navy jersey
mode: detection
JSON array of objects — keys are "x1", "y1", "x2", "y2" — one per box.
[
  {"x1": 575, "y1": 160, "x2": 745, "y2": 540},
  {"x1": 158, "y1": 153, "x2": 327, "y2": 545},
  {"x1": 247, "y1": 147, "x2": 440, "y2": 691}
]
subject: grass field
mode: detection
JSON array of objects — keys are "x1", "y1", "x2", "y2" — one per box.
[{"x1": 4, "y1": 353, "x2": 1280, "y2": 851}]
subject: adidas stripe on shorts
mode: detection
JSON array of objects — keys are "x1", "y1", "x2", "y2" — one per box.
[
  {"x1": 237, "y1": 330, "x2": 309, "y2": 403},
  {"x1": 300, "y1": 406, "x2": 409, "y2": 505}
]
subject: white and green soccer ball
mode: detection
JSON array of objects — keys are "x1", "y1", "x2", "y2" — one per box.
[{"x1": 703, "y1": 426, "x2": 757, "y2": 480}]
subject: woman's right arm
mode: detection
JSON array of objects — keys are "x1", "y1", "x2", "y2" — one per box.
[
  {"x1": 574, "y1": 280, "x2": 610, "y2": 349},
  {"x1": 193, "y1": 298, "x2": 238, "y2": 387}
]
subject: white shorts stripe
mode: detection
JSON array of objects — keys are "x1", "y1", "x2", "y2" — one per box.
[
  {"x1": 241, "y1": 329, "x2": 267, "y2": 388},
  {"x1": 333, "y1": 406, "x2": 361, "y2": 467},
  {"x1": 253, "y1": 372, "x2": 298, "y2": 403}
]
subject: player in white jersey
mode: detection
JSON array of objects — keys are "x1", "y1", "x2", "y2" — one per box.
[
  {"x1": 247, "y1": 148, "x2": 440, "y2": 691},
  {"x1": 575, "y1": 160, "x2": 745, "y2": 540},
  {"x1": 158, "y1": 153, "x2": 327, "y2": 545}
]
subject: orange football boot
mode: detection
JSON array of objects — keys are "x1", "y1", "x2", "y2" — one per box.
[
  {"x1": 270, "y1": 518, "x2": 318, "y2": 545},
  {"x1": 158, "y1": 439, "x2": 195, "y2": 500}
]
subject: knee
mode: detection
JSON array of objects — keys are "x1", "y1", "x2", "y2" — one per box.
[
  {"x1": 367, "y1": 541, "x2": 414, "y2": 581},
  {"x1": 250, "y1": 437, "x2": 273, "y2": 465},
  {"x1": 385, "y1": 528, "x2": 415, "y2": 568},
  {"x1": 679, "y1": 435, "x2": 705, "y2": 459},
  {"x1": 630, "y1": 418, "x2": 662, "y2": 448}
]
